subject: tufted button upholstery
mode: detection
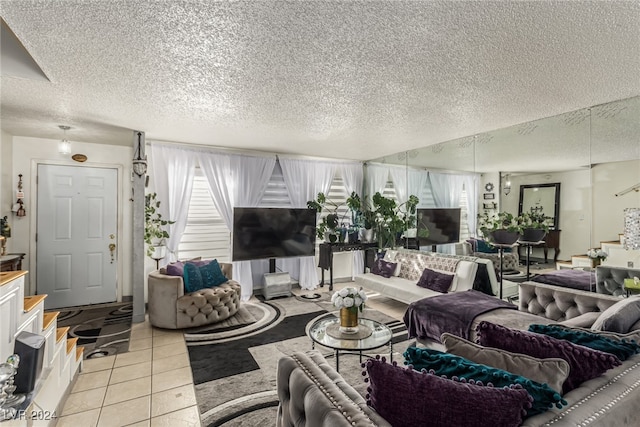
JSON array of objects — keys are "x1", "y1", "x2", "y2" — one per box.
[
  {"x1": 176, "y1": 282, "x2": 240, "y2": 328},
  {"x1": 148, "y1": 262, "x2": 241, "y2": 329},
  {"x1": 519, "y1": 281, "x2": 621, "y2": 323},
  {"x1": 596, "y1": 266, "x2": 640, "y2": 297}
]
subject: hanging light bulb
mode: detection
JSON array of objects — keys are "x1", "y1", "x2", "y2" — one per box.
[
  {"x1": 503, "y1": 174, "x2": 512, "y2": 195},
  {"x1": 58, "y1": 125, "x2": 71, "y2": 154}
]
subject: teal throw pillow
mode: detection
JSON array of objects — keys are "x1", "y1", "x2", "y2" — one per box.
[
  {"x1": 403, "y1": 346, "x2": 566, "y2": 416},
  {"x1": 183, "y1": 259, "x2": 228, "y2": 293},
  {"x1": 528, "y1": 324, "x2": 640, "y2": 361}
]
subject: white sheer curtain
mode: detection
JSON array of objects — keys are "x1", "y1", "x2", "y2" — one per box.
[
  {"x1": 364, "y1": 163, "x2": 390, "y2": 199},
  {"x1": 198, "y1": 151, "x2": 277, "y2": 301},
  {"x1": 389, "y1": 167, "x2": 429, "y2": 204},
  {"x1": 149, "y1": 144, "x2": 196, "y2": 265},
  {"x1": 463, "y1": 174, "x2": 480, "y2": 237},
  {"x1": 428, "y1": 172, "x2": 466, "y2": 254},
  {"x1": 340, "y1": 162, "x2": 365, "y2": 279},
  {"x1": 279, "y1": 158, "x2": 337, "y2": 289}
]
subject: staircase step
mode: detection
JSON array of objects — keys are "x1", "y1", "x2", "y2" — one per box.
[
  {"x1": 66, "y1": 337, "x2": 78, "y2": 355},
  {"x1": 42, "y1": 311, "x2": 60, "y2": 331},
  {"x1": 23, "y1": 294, "x2": 47, "y2": 312},
  {"x1": 76, "y1": 346, "x2": 84, "y2": 361},
  {"x1": 56, "y1": 326, "x2": 70, "y2": 343}
]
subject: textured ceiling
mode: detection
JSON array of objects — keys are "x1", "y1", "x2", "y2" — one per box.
[{"x1": 1, "y1": 1, "x2": 639, "y2": 162}]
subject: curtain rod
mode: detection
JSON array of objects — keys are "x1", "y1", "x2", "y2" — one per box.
[{"x1": 615, "y1": 182, "x2": 640, "y2": 197}]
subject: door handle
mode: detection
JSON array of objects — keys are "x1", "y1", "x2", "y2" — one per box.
[{"x1": 109, "y1": 243, "x2": 116, "y2": 264}]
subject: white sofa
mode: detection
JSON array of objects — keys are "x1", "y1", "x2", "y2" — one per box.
[{"x1": 354, "y1": 248, "x2": 499, "y2": 304}]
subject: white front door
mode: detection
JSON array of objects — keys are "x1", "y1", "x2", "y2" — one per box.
[{"x1": 37, "y1": 165, "x2": 118, "y2": 309}]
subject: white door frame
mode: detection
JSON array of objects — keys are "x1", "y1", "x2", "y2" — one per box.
[{"x1": 29, "y1": 159, "x2": 125, "y2": 301}]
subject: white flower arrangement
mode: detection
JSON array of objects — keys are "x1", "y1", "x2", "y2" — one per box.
[
  {"x1": 586, "y1": 248, "x2": 608, "y2": 260},
  {"x1": 331, "y1": 286, "x2": 367, "y2": 312}
]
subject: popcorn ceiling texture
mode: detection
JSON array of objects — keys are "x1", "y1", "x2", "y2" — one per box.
[{"x1": 1, "y1": 1, "x2": 639, "y2": 162}]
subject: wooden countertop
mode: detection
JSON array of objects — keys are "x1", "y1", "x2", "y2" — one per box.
[{"x1": 0, "y1": 270, "x2": 28, "y2": 287}]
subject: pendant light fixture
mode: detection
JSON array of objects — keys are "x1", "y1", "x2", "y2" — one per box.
[
  {"x1": 132, "y1": 131, "x2": 147, "y2": 177},
  {"x1": 58, "y1": 125, "x2": 71, "y2": 154}
]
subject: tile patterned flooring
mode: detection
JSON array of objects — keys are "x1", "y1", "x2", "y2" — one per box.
[
  {"x1": 57, "y1": 320, "x2": 200, "y2": 427},
  {"x1": 55, "y1": 285, "x2": 408, "y2": 427}
]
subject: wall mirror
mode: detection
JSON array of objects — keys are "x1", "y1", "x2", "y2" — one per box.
[
  {"x1": 518, "y1": 183, "x2": 561, "y2": 229},
  {"x1": 365, "y1": 95, "x2": 639, "y2": 264}
]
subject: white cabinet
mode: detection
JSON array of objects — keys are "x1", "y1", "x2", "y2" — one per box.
[{"x1": 0, "y1": 272, "x2": 26, "y2": 362}]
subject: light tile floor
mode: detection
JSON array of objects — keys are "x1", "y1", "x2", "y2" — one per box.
[
  {"x1": 55, "y1": 284, "x2": 407, "y2": 427},
  {"x1": 57, "y1": 319, "x2": 201, "y2": 427}
]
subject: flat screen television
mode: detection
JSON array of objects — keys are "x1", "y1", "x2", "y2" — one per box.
[
  {"x1": 232, "y1": 207, "x2": 316, "y2": 262},
  {"x1": 416, "y1": 208, "x2": 461, "y2": 246}
]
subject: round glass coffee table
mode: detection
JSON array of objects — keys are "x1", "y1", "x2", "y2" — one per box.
[{"x1": 306, "y1": 313, "x2": 393, "y2": 372}]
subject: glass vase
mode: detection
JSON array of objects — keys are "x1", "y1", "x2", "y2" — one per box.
[{"x1": 339, "y1": 307, "x2": 359, "y2": 334}]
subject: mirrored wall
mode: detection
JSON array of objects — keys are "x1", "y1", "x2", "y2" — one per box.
[{"x1": 367, "y1": 96, "x2": 640, "y2": 269}]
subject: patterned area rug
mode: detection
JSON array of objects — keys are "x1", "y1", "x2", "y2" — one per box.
[
  {"x1": 185, "y1": 292, "x2": 413, "y2": 427},
  {"x1": 52, "y1": 301, "x2": 133, "y2": 359}
]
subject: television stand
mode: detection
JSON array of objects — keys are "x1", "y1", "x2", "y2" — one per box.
[{"x1": 263, "y1": 258, "x2": 291, "y2": 300}]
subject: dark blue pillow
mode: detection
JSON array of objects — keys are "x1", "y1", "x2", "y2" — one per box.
[
  {"x1": 476, "y1": 239, "x2": 512, "y2": 253},
  {"x1": 403, "y1": 346, "x2": 566, "y2": 416},
  {"x1": 183, "y1": 259, "x2": 228, "y2": 293},
  {"x1": 528, "y1": 324, "x2": 640, "y2": 361}
]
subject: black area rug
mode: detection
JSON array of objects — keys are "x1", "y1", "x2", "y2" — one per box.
[
  {"x1": 186, "y1": 293, "x2": 413, "y2": 427},
  {"x1": 50, "y1": 301, "x2": 132, "y2": 359}
]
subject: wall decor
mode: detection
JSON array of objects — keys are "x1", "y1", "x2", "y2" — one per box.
[
  {"x1": 483, "y1": 202, "x2": 497, "y2": 210},
  {"x1": 483, "y1": 193, "x2": 495, "y2": 200}
]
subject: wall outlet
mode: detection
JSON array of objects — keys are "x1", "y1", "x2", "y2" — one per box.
[{"x1": 629, "y1": 261, "x2": 635, "y2": 268}]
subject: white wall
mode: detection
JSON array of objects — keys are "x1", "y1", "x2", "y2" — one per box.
[
  {"x1": 592, "y1": 159, "x2": 640, "y2": 246},
  {"x1": 1, "y1": 131, "x2": 14, "y2": 237},
  {"x1": 10, "y1": 136, "x2": 134, "y2": 299}
]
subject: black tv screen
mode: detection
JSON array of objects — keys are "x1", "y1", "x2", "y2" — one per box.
[
  {"x1": 416, "y1": 208, "x2": 461, "y2": 245},
  {"x1": 232, "y1": 207, "x2": 316, "y2": 261}
]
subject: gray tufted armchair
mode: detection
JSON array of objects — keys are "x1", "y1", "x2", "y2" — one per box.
[{"x1": 147, "y1": 262, "x2": 241, "y2": 329}]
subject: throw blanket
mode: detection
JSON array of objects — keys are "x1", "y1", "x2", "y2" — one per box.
[
  {"x1": 532, "y1": 269, "x2": 595, "y2": 292},
  {"x1": 403, "y1": 290, "x2": 516, "y2": 341}
]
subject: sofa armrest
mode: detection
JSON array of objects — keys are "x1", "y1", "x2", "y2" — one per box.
[
  {"x1": 518, "y1": 281, "x2": 620, "y2": 322},
  {"x1": 148, "y1": 271, "x2": 184, "y2": 328},
  {"x1": 276, "y1": 351, "x2": 390, "y2": 427},
  {"x1": 220, "y1": 262, "x2": 233, "y2": 280}
]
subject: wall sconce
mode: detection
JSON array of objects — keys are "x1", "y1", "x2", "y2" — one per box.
[
  {"x1": 132, "y1": 132, "x2": 147, "y2": 177},
  {"x1": 623, "y1": 208, "x2": 640, "y2": 250},
  {"x1": 58, "y1": 125, "x2": 71, "y2": 154},
  {"x1": 503, "y1": 174, "x2": 512, "y2": 195}
]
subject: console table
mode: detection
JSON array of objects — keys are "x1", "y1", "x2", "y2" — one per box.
[
  {"x1": 318, "y1": 243, "x2": 378, "y2": 291},
  {"x1": 517, "y1": 230, "x2": 561, "y2": 262},
  {"x1": 0, "y1": 253, "x2": 25, "y2": 272}
]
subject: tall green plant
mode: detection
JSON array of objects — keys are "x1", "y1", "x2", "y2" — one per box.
[
  {"x1": 371, "y1": 192, "x2": 420, "y2": 249},
  {"x1": 144, "y1": 193, "x2": 175, "y2": 257}
]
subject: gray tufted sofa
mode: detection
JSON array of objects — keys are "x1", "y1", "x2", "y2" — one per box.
[
  {"x1": 147, "y1": 262, "x2": 241, "y2": 329},
  {"x1": 276, "y1": 282, "x2": 640, "y2": 426},
  {"x1": 596, "y1": 265, "x2": 640, "y2": 297}
]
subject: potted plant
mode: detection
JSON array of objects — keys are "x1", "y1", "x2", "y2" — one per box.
[
  {"x1": 518, "y1": 211, "x2": 551, "y2": 242},
  {"x1": 331, "y1": 286, "x2": 367, "y2": 334},
  {"x1": 586, "y1": 248, "x2": 608, "y2": 268},
  {"x1": 478, "y1": 211, "x2": 523, "y2": 245},
  {"x1": 145, "y1": 193, "x2": 175, "y2": 258},
  {"x1": 307, "y1": 192, "x2": 345, "y2": 243},
  {"x1": 371, "y1": 192, "x2": 420, "y2": 250},
  {"x1": 346, "y1": 192, "x2": 363, "y2": 244}
]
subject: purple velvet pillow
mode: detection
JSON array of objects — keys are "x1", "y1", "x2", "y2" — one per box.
[
  {"x1": 476, "y1": 321, "x2": 621, "y2": 393},
  {"x1": 416, "y1": 268, "x2": 453, "y2": 293},
  {"x1": 166, "y1": 261, "x2": 185, "y2": 276},
  {"x1": 165, "y1": 257, "x2": 206, "y2": 277},
  {"x1": 364, "y1": 358, "x2": 531, "y2": 427},
  {"x1": 371, "y1": 258, "x2": 397, "y2": 279}
]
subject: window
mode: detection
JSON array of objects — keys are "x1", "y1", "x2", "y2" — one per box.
[{"x1": 177, "y1": 171, "x2": 230, "y2": 261}]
